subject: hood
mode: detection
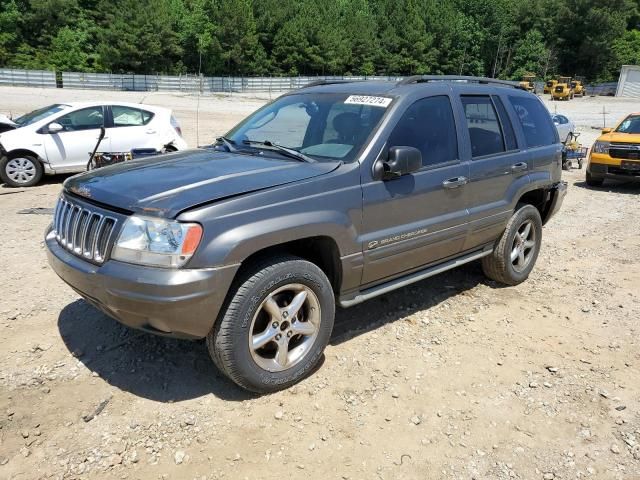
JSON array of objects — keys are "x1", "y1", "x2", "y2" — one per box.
[
  {"x1": 598, "y1": 132, "x2": 640, "y2": 144},
  {"x1": 64, "y1": 149, "x2": 340, "y2": 218},
  {"x1": 0, "y1": 114, "x2": 17, "y2": 129}
]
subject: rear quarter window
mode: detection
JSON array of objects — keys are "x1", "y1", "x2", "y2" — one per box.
[
  {"x1": 112, "y1": 106, "x2": 154, "y2": 127},
  {"x1": 508, "y1": 96, "x2": 557, "y2": 148}
]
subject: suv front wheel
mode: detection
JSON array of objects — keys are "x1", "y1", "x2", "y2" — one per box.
[
  {"x1": 207, "y1": 256, "x2": 335, "y2": 393},
  {"x1": 482, "y1": 204, "x2": 543, "y2": 286}
]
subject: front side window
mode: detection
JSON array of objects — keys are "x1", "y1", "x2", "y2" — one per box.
[
  {"x1": 616, "y1": 115, "x2": 640, "y2": 134},
  {"x1": 462, "y1": 96, "x2": 505, "y2": 158},
  {"x1": 387, "y1": 95, "x2": 458, "y2": 167},
  {"x1": 225, "y1": 93, "x2": 389, "y2": 162},
  {"x1": 509, "y1": 96, "x2": 557, "y2": 147},
  {"x1": 55, "y1": 107, "x2": 104, "y2": 132},
  {"x1": 112, "y1": 106, "x2": 154, "y2": 127}
]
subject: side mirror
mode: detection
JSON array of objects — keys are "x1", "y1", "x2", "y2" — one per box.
[
  {"x1": 601, "y1": 127, "x2": 612, "y2": 134},
  {"x1": 47, "y1": 122, "x2": 63, "y2": 134},
  {"x1": 374, "y1": 146, "x2": 422, "y2": 180}
]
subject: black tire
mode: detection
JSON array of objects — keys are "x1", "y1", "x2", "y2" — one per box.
[
  {"x1": 586, "y1": 171, "x2": 604, "y2": 187},
  {"x1": 207, "y1": 255, "x2": 335, "y2": 393},
  {"x1": 482, "y1": 204, "x2": 543, "y2": 286},
  {"x1": 0, "y1": 154, "x2": 43, "y2": 187}
]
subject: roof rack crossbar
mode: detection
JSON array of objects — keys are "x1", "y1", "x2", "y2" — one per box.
[
  {"x1": 301, "y1": 79, "x2": 363, "y2": 89},
  {"x1": 397, "y1": 75, "x2": 523, "y2": 89}
]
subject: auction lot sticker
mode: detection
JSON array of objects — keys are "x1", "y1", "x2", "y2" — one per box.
[{"x1": 344, "y1": 95, "x2": 393, "y2": 107}]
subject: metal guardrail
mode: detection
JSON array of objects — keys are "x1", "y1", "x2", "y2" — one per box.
[
  {"x1": 0, "y1": 68, "x2": 56, "y2": 88},
  {"x1": 0, "y1": 68, "x2": 622, "y2": 95}
]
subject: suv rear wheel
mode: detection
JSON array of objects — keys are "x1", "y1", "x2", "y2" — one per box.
[
  {"x1": 482, "y1": 204, "x2": 542, "y2": 286},
  {"x1": 207, "y1": 256, "x2": 335, "y2": 393}
]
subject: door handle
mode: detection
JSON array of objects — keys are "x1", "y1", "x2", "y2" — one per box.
[
  {"x1": 442, "y1": 176, "x2": 469, "y2": 189},
  {"x1": 146, "y1": 129, "x2": 156, "y2": 134},
  {"x1": 511, "y1": 162, "x2": 528, "y2": 172}
]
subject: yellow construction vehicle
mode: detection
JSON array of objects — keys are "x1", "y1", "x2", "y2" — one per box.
[
  {"x1": 552, "y1": 76, "x2": 574, "y2": 100},
  {"x1": 543, "y1": 79, "x2": 558, "y2": 94},
  {"x1": 519, "y1": 74, "x2": 536, "y2": 93},
  {"x1": 571, "y1": 77, "x2": 585, "y2": 97}
]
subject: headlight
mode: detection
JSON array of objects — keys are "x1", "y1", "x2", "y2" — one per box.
[
  {"x1": 592, "y1": 141, "x2": 610, "y2": 154},
  {"x1": 111, "y1": 216, "x2": 202, "y2": 268}
]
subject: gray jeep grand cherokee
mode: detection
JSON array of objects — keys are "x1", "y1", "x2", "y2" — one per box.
[{"x1": 46, "y1": 76, "x2": 566, "y2": 392}]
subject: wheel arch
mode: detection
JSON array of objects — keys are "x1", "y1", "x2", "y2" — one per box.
[
  {"x1": 516, "y1": 187, "x2": 556, "y2": 225},
  {"x1": 6, "y1": 148, "x2": 44, "y2": 163},
  {"x1": 232, "y1": 235, "x2": 343, "y2": 295}
]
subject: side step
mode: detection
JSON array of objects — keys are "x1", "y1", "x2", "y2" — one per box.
[{"x1": 338, "y1": 247, "x2": 493, "y2": 308}]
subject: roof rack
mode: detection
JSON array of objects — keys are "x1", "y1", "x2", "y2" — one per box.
[
  {"x1": 397, "y1": 75, "x2": 523, "y2": 89},
  {"x1": 302, "y1": 79, "x2": 363, "y2": 89}
]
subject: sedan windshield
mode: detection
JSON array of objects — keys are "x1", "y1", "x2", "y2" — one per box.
[
  {"x1": 616, "y1": 115, "x2": 640, "y2": 134},
  {"x1": 224, "y1": 93, "x2": 391, "y2": 162},
  {"x1": 14, "y1": 104, "x2": 69, "y2": 126}
]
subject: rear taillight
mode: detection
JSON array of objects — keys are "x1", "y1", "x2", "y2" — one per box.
[{"x1": 170, "y1": 115, "x2": 182, "y2": 137}]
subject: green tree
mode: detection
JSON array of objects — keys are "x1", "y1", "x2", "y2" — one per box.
[
  {"x1": 0, "y1": 0, "x2": 21, "y2": 65},
  {"x1": 508, "y1": 29, "x2": 549, "y2": 79},
  {"x1": 96, "y1": 0, "x2": 182, "y2": 73}
]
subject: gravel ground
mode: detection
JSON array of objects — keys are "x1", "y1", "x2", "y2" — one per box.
[{"x1": 1, "y1": 87, "x2": 639, "y2": 480}]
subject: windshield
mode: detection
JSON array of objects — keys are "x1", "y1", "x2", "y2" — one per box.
[
  {"x1": 616, "y1": 115, "x2": 640, "y2": 134},
  {"x1": 14, "y1": 104, "x2": 69, "y2": 126},
  {"x1": 224, "y1": 93, "x2": 391, "y2": 162}
]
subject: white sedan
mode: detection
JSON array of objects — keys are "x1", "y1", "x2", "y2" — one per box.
[
  {"x1": 551, "y1": 113, "x2": 575, "y2": 144},
  {"x1": 0, "y1": 102, "x2": 188, "y2": 187}
]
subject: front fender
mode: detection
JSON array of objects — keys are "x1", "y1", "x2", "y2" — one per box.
[
  {"x1": 205, "y1": 210, "x2": 357, "y2": 266},
  {"x1": 178, "y1": 164, "x2": 364, "y2": 270}
]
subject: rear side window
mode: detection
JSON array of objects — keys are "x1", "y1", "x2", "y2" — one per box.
[
  {"x1": 112, "y1": 106, "x2": 154, "y2": 127},
  {"x1": 508, "y1": 96, "x2": 557, "y2": 147},
  {"x1": 461, "y1": 96, "x2": 505, "y2": 158},
  {"x1": 388, "y1": 95, "x2": 458, "y2": 167},
  {"x1": 492, "y1": 96, "x2": 517, "y2": 151}
]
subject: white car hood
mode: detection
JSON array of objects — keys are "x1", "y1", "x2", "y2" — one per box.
[{"x1": 0, "y1": 114, "x2": 17, "y2": 128}]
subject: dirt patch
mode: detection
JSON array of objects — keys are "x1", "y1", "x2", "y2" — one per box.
[{"x1": 1, "y1": 88, "x2": 639, "y2": 479}]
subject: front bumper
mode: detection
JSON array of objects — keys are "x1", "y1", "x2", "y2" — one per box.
[
  {"x1": 588, "y1": 157, "x2": 640, "y2": 182},
  {"x1": 46, "y1": 227, "x2": 239, "y2": 339}
]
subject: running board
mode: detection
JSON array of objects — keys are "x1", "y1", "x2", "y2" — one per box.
[{"x1": 338, "y1": 247, "x2": 493, "y2": 308}]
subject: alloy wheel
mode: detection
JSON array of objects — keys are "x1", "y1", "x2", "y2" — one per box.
[
  {"x1": 249, "y1": 283, "x2": 321, "y2": 372},
  {"x1": 510, "y1": 220, "x2": 536, "y2": 273}
]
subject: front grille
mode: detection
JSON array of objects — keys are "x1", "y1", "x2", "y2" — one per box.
[
  {"x1": 609, "y1": 143, "x2": 640, "y2": 160},
  {"x1": 53, "y1": 196, "x2": 118, "y2": 264}
]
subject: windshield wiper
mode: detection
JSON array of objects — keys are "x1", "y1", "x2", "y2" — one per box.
[
  {"x1": 242, "y1": 140, "x2": 315, "y2": 163},
  {"x1": 215, "y1": 136, "x2": 238, "y2": 152}
]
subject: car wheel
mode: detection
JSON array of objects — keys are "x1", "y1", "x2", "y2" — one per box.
[
  {"x1": 0, "y1": 155, "x2": 43, "y2": 187},
  {"x1": 586, "y1": 171, "x2": 604, "y2": 187},
  {"x1": 207, "y1": 255, "x2": 335, "y2": 393},
  {"x1": 482, "y1": 204, "x2": 542, "y2": 286}
]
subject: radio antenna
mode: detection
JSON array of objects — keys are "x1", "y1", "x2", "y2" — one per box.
[{"x1": 196, "y1": 49, "x2": 202, "y2": 147}]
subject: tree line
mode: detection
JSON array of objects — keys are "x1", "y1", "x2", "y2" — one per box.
[{"x1": 1, "y1": 0, "x2": 639, "y2": 82}]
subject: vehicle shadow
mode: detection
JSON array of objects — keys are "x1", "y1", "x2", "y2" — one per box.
[
  {"x1": 573, "y1": 180, "x2": 640, "y2": 194},
  {"x1": 0, "y1": 173, "x2": 73, "y2": 190},
  {"x1": 57, "y1": 300, "x2": 255, "y2": 403},
  {"x1": 331, "y1": 262, "x2": 487, "y2": 345},
  {"x1": 57, "y1": 262, "x2": 490, "y2": 401}
]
